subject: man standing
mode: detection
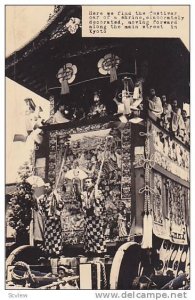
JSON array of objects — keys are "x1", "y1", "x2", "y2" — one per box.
[
  {"x1": 80, "y1": 178, "x2": 107, "y2": 257},
  {"x1": 148, "y1": 88, "x2": 163, "y2": 118},
  {"x1": 171, "y1": 99, "x2": 184, "y2": 138},
  {"x1": 38, "y1": 183, "x2": 64, "y2": 257}
]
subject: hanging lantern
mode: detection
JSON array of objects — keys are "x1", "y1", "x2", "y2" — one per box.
[
  {"x1": 57, "y1": 63, "x2": 77, "y2": 95},
  {"x1": 98, "y1": 53, "x2": 120, "y2": 83}
]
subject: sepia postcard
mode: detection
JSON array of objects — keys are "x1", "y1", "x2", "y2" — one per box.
[{"x1": 4, "y1": 3, "x2": 191, "y2": 298}]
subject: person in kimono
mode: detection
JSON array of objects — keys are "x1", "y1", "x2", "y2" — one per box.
[
  {"x1": 160, "y1": 95, "x2": 172, "y2": 130},
  {"x1": 148, "y1": 88, "x2": 163, "y2": 118},
  {"x1": 38, "y1": 182, "x2": 64, "y2": 257},
  {"x1": 79, "y1": 177, "x2": 107, "y2": 257},
  {"x1": 182, "y1": 110, "x2": 190, "y2": 144}
]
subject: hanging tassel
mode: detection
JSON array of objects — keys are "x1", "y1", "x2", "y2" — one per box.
[
  {"x1": 110, "y1": 66, "x2": 117, "y2": 83},
  {"x1": 61, "y1": 78, "x2": 70, "y2": 95},
  {"x1": 147, "y1": 212, "x2": 153, "y2": 248},
  {"x1": 141, "y1": 212, "x2": 153, "y2": 249},
  {"x1": 141, "y1": 212, "x2": 149, "y2": 249}
]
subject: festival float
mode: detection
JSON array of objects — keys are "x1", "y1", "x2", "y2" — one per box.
[{"x1": 5, "y1": 5, "x2": 190, "y2": 290}]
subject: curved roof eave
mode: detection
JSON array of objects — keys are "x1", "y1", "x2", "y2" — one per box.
[
  {"x1": 5, "y1": 5, "x2": 82, "y2": 99},
  {"x1": 5, "y1": 5, "x2": 81, "y2": 63},
  {"x1": 6, "y1": 6, "x2": 65, "y2": 60}
]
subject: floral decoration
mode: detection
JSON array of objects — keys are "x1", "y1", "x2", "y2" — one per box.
[
  {"x1": 57, "y1": 63, "x2": 77, "y2": 84},
  {"x1": 98, "y1": 53, "x2": 120, "y2": 75}
]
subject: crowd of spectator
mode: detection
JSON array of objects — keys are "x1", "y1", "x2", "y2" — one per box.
[
  {"x1": 147, "y1": 88, "x2": 190, "y2": 146},
  {"x1": 50, "y1": 86, "x2": 190, "y2": 146}
]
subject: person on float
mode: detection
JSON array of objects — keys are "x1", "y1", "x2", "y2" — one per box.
[
  {"x1": 148, "y1": 88, "x2": 163, "y2": 118},
  {"x1": 78, "y1": 177, "x2": 107, "y2": 257},
  {"x1": 53, "y1": 101, "x2": 70, "y2": 124},
  {"x1": 38, "y1": 182, "x2": 64, "y2": 259},
  {"x1": 88, "y1": 91, "x2": 107, "y2": 118},
  {"x1": 160, "y1": 95, "x2": 172, "y2": 130}
]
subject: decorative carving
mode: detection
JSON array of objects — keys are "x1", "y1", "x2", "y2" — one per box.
[
  {"x1": 158, "y1": 240, "x2": 189, "y2": 276},
  {"x1": 149, "y1": 121, "x2": 189, "y2": 181},
  {"x1": 98, "y1": 53, "x2": 120, "y2": 75},
  {"x1": 48, "y1": 123, "x2": 131, "y2": 244},
  {"x1": 98, "y1": 53, "x2": 120, "y2": 82},
  {"x1": 50, "y1": 17, "x2": 81, "y2": 40},
  {"x1": 138, "y1": 127, "x2": 155, "y2": 211},
  {"x1": 47, "y1": 5, "x2": 63, "y2": 23},
  {"x1": 138, "y1": 123, "x2": 154, "y2": 248},
  {"x1": 152, "y1": 172, "x2": 188, "y2": 245},
  {"x1": 57, "y1": 63, "x2": 77, "y2": 84},
  {"x1": 48, "y1": 132, "x2": 57, "y2": 184},
  {"x1": 153, "y1": 173, "x2": 163, "y2": 225},
  {"x1": 66, "y1": 17, "x2": 81, "y2": 34},
  {"x1": 167, "y1": 180, "x2": 187, "y2": 244},
  {"x1": 121, "y1": 123, "x2": 131, "y2": 199},
  {"x1": 6, "y1": 37, "x2": 48, "y2": 70}
]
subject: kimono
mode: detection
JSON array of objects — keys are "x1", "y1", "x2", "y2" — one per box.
[
  {"x1": 161, "y1": 103, "x2": 172, "y2": 130},
  {"x1": 80, "y1": 187, "x2": 107, "y2": 255},
  {"x1": 39, "y1": 191, "x2": 64, "y2": 257},
  {"x1": 148, "y1": 97, "x2": 163, "y2": 118}
]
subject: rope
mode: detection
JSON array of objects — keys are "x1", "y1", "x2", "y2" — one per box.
[
  {"x1": 39, "y1": 276, "x2": 79, "y2": 289},
  {"x1": 139, "y1": 123, "x2": 155, "y2": 215},
  {"x1": 12, "y1": 261, "x2": 35, "y2": 284},
  {"x1": 99, "y1": 261, "x2": 107, "y2": 289},
  {"x1": 138, "y1": 122, "x2": 154, "y2": 249},
  {"x1": 48, "y1": 72, "x2": 136, "y2": 91}
]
